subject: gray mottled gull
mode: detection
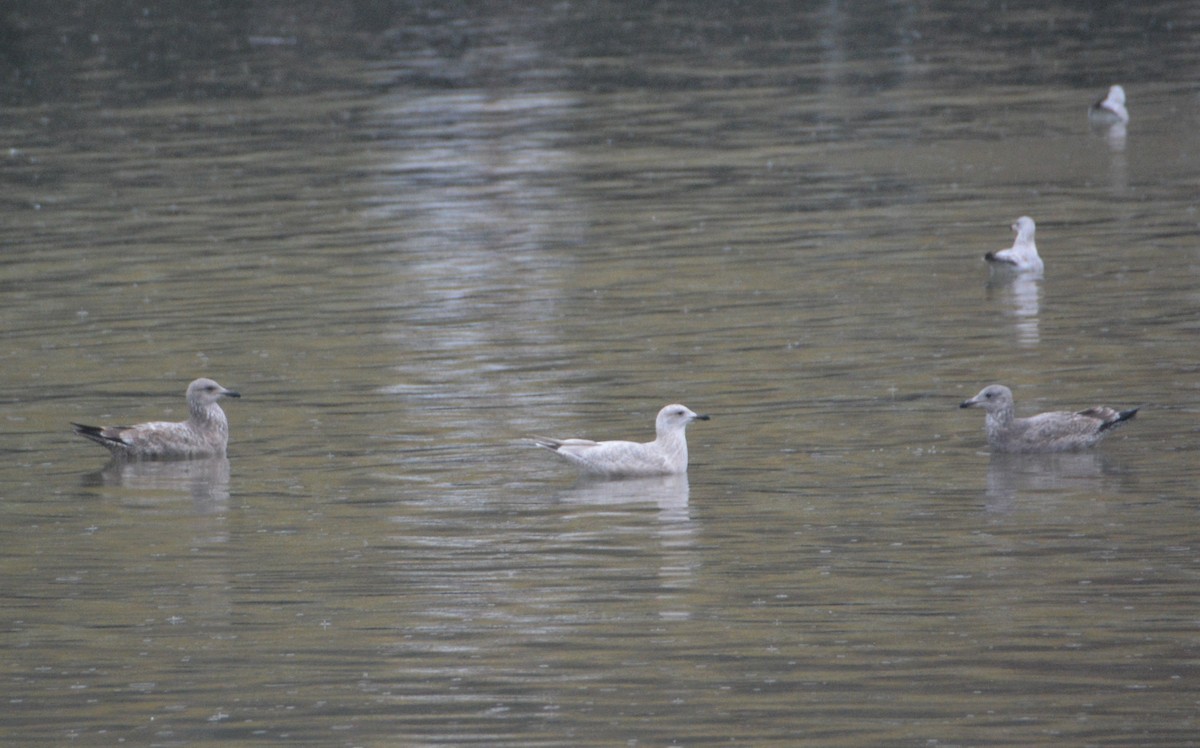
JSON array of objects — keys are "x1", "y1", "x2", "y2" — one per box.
[
  {"x1": 73, "y1": 378, "x2": 240, "y2": 459},
  {"x1": 532, "y1": 403, "x2": 709, "y2": 478},
  {"x1": 960, "y1": 384, "x2": 1137, "y2": 453},
  {"x1": 1089, "y1": 85, "x2": 1129, "y2": 125},
  {"x1": 984, "y1": 216, "x2": 1043, "y2": 274}
]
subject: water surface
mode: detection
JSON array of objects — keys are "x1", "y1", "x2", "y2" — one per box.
[{"x1": 3, "y1": 2, "x2": 1199, "y2": 745}]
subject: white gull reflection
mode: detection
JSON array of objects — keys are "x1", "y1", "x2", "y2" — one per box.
[
  {"x1": 555, "y1": 474, "x2": 697, "y2": 617},
  {"x1": 986, "y1": 272, "x2": 1041, "y2": 347},
  {"x1": 554, "y1": 473, "x2": 692, "y2": 523},
  {"x1": 1102, "y1": 120, "x2": 1128, "y2": 153}
]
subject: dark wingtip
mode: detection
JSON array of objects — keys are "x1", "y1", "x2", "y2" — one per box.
[{"x1": 1098, "y1": 407, "x2": 1139, "y2": 433}]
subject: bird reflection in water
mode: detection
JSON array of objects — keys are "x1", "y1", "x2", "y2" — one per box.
[
  {"x1": 982, "y1": 451, "x2": 1113, "y2": 513},
  {"x1": 554, "y1": 473, "x2": 697, "y2": 618},
  {"x1": 986, "y1": 272, "x2": 1041, "y2": 348},
  {"x1": 555, "y1": 473, "x2": 691, "y2": 522},
  {"x1": 82, "y1": 457, "x2": 231, "y2": 513}
]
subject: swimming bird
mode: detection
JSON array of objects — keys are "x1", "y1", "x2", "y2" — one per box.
[
  {"x1": 959, "y1": 384, "x2": 1137, "y2": 453},
  {"x1": 1089, "y1": 85, "x2": 1129, "y2": 125},
  {"x1": 532, "y1": 403, "x2": 709, "y2": 478},
  {"x1": 73, "y1": 378, "x2": 241, "y2": 460},
  {"x1": 984, "y1": 216, "x2": 1043, "y2": 274}
]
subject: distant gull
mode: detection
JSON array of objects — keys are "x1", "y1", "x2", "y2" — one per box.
[
  {"x1": 984, "y1": 216, "x2": 1043, "y2": 274},
  {"x1": 73, "y1": 378, "x2": 241, "y2": 460},
  {"x1": 960, "y1": 384, "x2": 1137, "y2": 453},
  {"x1": 532, "y1": 403, "x2": 709, "y2": 478},
  {"x1": 1089, "y1": 85, "x2": 1129, "y2": 125}
]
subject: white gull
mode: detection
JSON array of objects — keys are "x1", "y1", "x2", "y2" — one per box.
[
  {"x1": 960, "y1": 384, "x2": 1137, "y2": 453},
  {"x1": 1089, "y1": 85, "x2": 1129, "y2": 125},
  {"x1": 532, "y1": 403, "x2": 709, "y2": 478},
  {"x1": 984, "y1": 216, "x2": 1043, "y2": 274},
  {"x1": 73, "y1": 378, "x2": 241, "y2": 460}
]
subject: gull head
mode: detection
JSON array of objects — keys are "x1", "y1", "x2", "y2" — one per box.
[
  {"x1": 656, "y1": 404, "x2": 709, "y2": 436},
  {"x1": 187, "y1": 378, "x2": 241, "y2": 407},
  {"x1": 959, "y1": 384, "x2": 1013, "y2": 414},
  {"x1": 1011, "y1": 216, "x2": 1036, "y2": 243}
]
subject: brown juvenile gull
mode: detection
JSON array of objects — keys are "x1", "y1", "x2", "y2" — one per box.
[
  {"x1": 1089, "y1": 84, "x2": 1129, "y2": 125},
  {"x1": 73, "y1": 378, "x2": 241, "y2": 460},
  {"x1": 532, "y1": 403, "x2": 709, "y2": 478},
  {"x1": 959, "y1": 384, "x2": 1137, "y2": 453},
  {"x1": 984, "y1": 216, "x2": 1043, "y2": 274}
]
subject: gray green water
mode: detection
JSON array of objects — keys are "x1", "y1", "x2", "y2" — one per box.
[{"x1": 3, "y1": 2, "x2": 1199, "y2": 745}]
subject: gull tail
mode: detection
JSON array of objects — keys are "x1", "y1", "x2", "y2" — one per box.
[
  {"x1": 72, "y1": 423, "x2": 126, "y2": 448},
  {"x1": 1098, "y1": 407, "x2": 1139, "y2": 433}
]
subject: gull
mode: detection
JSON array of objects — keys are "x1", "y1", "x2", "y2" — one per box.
[
  {"x1": 532, "y1": 403, "x2": 709, "y2": 478},
  {"x1": 984, "y1": 216, "x2": 1043, "y2": 274},
  {"x1": 73, "y1": 378, "x2": 241, "y2": 460},
  {"x1": 960, "y1": 384, "x2": 1137, "y2": 453},
  {"x1": 1089, "y1": 85, "x2": 1129, "y2": 125}
]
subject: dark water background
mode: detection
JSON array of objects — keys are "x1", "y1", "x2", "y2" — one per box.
[{"x1": 3, "y1": 2, "x2": 1199, "y2": 745}]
